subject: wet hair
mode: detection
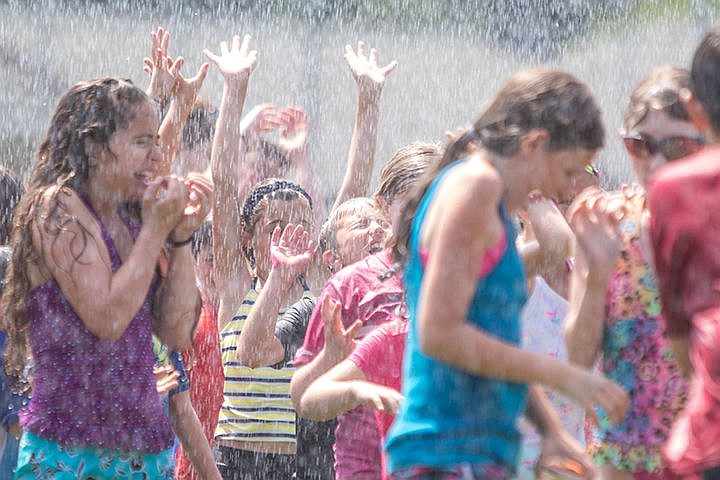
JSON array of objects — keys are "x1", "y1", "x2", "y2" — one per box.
[
  {"x1": 2, "y1": 78, "x2": 152, "y2": 388},
  {"x1": 0, "y1": 166, "x2": 24, "y2": 246},
  {"x1": 0, "y1": 246, "x2": 11, "y2": 294},
  {"x1": 392, "y1": 69, "x2": 604, "y2": 264},
  {"x1": 374, "y1": 142, "x2": 442, "y2": 208},
  {"x1": 191, "y1": 218, "x2": 213, "y2": 259},
  {"x1": 182, "y1": 96, "x2": 217, "y2": 151},
  {"x1": 240, "y1": 178, "x2": 313, "y2": 271},
  {"x1": 318, "y1": 197, "x2": 376, "y2": 253},
  {"x1": 691, "y1": 27, "x2": 720, "y2": 135},
  {"x1": 256, "y1": 139, "x2": 291, "y2": 172},
  {"x1": 624, "y1": 65, "x2": 693, "y2": 132}
]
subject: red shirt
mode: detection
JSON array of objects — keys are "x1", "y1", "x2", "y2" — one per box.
[
  {"x1": 349, "y1": 318, "x2": 407, "y2": 437},
  {"x1": 349, "y1": 318, "x2": 408, "y2": 480},
  {"x1": 649, "y1": 146, "x2": 720, "y2": 475},
  {"x1": 294, "y1": 250, "x2": 403, "y2": 366},
  {"x1": 294, "y1": 250, "x2": 404, "y2": 480},
  {"x1": 175, "y1": 301, "x2": 224, "y2": 480}
]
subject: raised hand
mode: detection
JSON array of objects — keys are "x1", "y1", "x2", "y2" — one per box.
[
  {"x1": 203, "y1": 34, "x2": 257, "y2": 84},
  {"x1": 277, "y1": 106, "x2": 310, "y2": 157},
  {"x1": 270, "y1": 223, "x2": 315, "y2": 281},
  {"x1": 171, "y1": 61, "x2": 210, "y2": 109},
  {"x1": 144, "y1": 26, "x2": 177, "y2": 100},
  {"x1": 344, "y1": 41, "x2": 398, "y2": 99},
  {"x1": 239, "y1": 103, "x2": 282, "y2": 145},
  {"x1": 321, "y1": 294, "x2": 361, "y2": 362}
]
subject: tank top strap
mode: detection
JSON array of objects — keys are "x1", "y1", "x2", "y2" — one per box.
[{"x1": 75, "y1": 192, "x2": 138, "y2": 271}]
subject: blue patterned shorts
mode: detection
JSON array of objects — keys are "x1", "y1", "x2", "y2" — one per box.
[{"x1": 15, "y1": 431, "x2": 174, "y2": 479}]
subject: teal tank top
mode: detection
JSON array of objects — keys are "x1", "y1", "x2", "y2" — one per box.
[{"x1": 385, "y1": 160, "x2": 529, "y2": 473}]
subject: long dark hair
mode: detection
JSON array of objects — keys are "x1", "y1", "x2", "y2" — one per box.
[
  {"x1": 692, "y1": 27, "x2": 720, "y2": 135},
  {"x1": 2, "y1": 78, "x2": 150, "y2": 388},
  {"x1": 391, "y1": 69, "x2": 604, "y2": 264}
]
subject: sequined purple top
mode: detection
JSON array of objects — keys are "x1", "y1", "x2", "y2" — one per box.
[{"x1": 20, "y1": 198, "x2": 174, "y2": 453}]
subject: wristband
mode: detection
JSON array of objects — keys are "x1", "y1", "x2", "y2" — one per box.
[{"x1": 166, "y1": 236, "x2": 193, "y2": 248}]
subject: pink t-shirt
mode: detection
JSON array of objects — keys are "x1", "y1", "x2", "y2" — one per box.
[
  {"x1": 350, "y1": 319, "x2": 408, "y2": 480},
  {"x1": 294, "y1": 250, "x2": 404, "y2": 480},
  {"x1": 649, "y1": 146, "x2": 720, "y2": 476},
  {"x1": 295, "y1": 250, "x2": 404, "y2": 365}
]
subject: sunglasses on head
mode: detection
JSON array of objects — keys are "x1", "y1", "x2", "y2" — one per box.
[{"x1": 622, "y1": 133, "x2": 704, "y2": 161}]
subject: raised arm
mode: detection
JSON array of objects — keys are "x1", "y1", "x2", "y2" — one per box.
[
  {"x1": 157, "y1": 62, "x2": 210, "y2": 175},
  {"x1": 563, "y1": 188, "x2": 623, "y2": 368},
  {"x1": 332, "y1": 42, "x2": 397, "y2": 211},
  {"x1": 142, "y1": 27, "x2": 210, "y2": 175},
  {"x1": 276, "y1": 106, "x2": 326, "y2": 224},
  {"x1": 298, "y1": 358, "x2": 402, "y2": 421},
  {"x1": 204, "y1": 34, "x2": 257, "y2": 330},
  {"x1": 236, "y1": 224, "x2": 314, "y2": 367}
]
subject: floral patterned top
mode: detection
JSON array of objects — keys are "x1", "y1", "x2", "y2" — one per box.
[{"x1": 591, "y1": 189, "x2": 688, "y2": 474}]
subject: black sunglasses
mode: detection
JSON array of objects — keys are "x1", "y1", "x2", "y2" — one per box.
[{"x1": 622, "y1": 133, "x2": 704, "y2": 161}]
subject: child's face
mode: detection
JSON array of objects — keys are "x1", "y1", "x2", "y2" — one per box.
[
  {"x1": 624, "y1": 109, "x2": 702, "y2": 188},
  {"x1": 95, "y1": 100, "x2": 162, "y2": 202},
  {"x1": 331, "y1": 204, "x2": 389, "y2": 269},
  {"x1": 533, "y1": 147, "x2": 598, "y2": 206},
  {"x1": 251, "y1": 197, "x2": 313, "y2": 280}
]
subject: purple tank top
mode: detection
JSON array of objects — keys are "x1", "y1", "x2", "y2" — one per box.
[{"x1": 21, "y1": 196, "x2": 174, "y2": 453}]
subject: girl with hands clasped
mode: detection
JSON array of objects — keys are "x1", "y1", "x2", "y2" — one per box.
[
  {"x1": 2, "y1": 78, "x2": 210, "y2": 479},
  {"x1": 383, "y1": 69, "x2": 630, "y2": 480},
  {"x1": 564, "y1": 66, "x2": 696, "y2": 480}
]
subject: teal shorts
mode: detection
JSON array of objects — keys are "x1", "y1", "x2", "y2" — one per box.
[{"x1": 15, "y1": 431, "x2": 174, "y2": 479}]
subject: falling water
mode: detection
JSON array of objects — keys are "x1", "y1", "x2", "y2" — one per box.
[
  {"x1": 1, "y1": 0, "x2": 717, "y2": 195},
  {"x1": 0, "y1": 1, "x2": 718, "y2": 477}
]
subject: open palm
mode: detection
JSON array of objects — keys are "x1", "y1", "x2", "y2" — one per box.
[
  {"x1": 344, "y1": 41, "x2": 398, "y2": 97},
  {"x1": 270, "y1": 224, "x2": 314, "y2": 278},
  {"x1": 203, "y1": 34, "x2": 257, "y2": 82}
]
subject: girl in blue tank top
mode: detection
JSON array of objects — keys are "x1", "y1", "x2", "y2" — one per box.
[{"x1": 386, "y1": 69, "x2": 631, "y2": 480}]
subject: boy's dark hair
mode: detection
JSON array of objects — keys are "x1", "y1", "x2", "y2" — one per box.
[
  {"x1": 692, "y1": 27, "x2": 720, "y2": 135},
  {"x1": 191, "y1": 219, "x2": 213, "y2": 259},
  {"x1": 182, "y1": 97, "x2": 217, "y2": 151}
]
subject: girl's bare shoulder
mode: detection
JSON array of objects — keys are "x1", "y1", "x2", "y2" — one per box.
[{"x1": 439, "y1": 156, "x2": 503, "y2": 205}]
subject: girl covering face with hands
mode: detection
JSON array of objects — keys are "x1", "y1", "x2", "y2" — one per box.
[{"x1": 3, "y1": 78, "x2": 211, "y2": 479}]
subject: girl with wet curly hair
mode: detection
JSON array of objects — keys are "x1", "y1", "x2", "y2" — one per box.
[{"x1": 2, "y1": 77, "x2": 211, "y2": 479}]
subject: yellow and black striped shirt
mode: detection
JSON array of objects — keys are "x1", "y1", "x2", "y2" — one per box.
[{"x1": 216, "y1": 288, "x2": 310, "y2": 443}]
